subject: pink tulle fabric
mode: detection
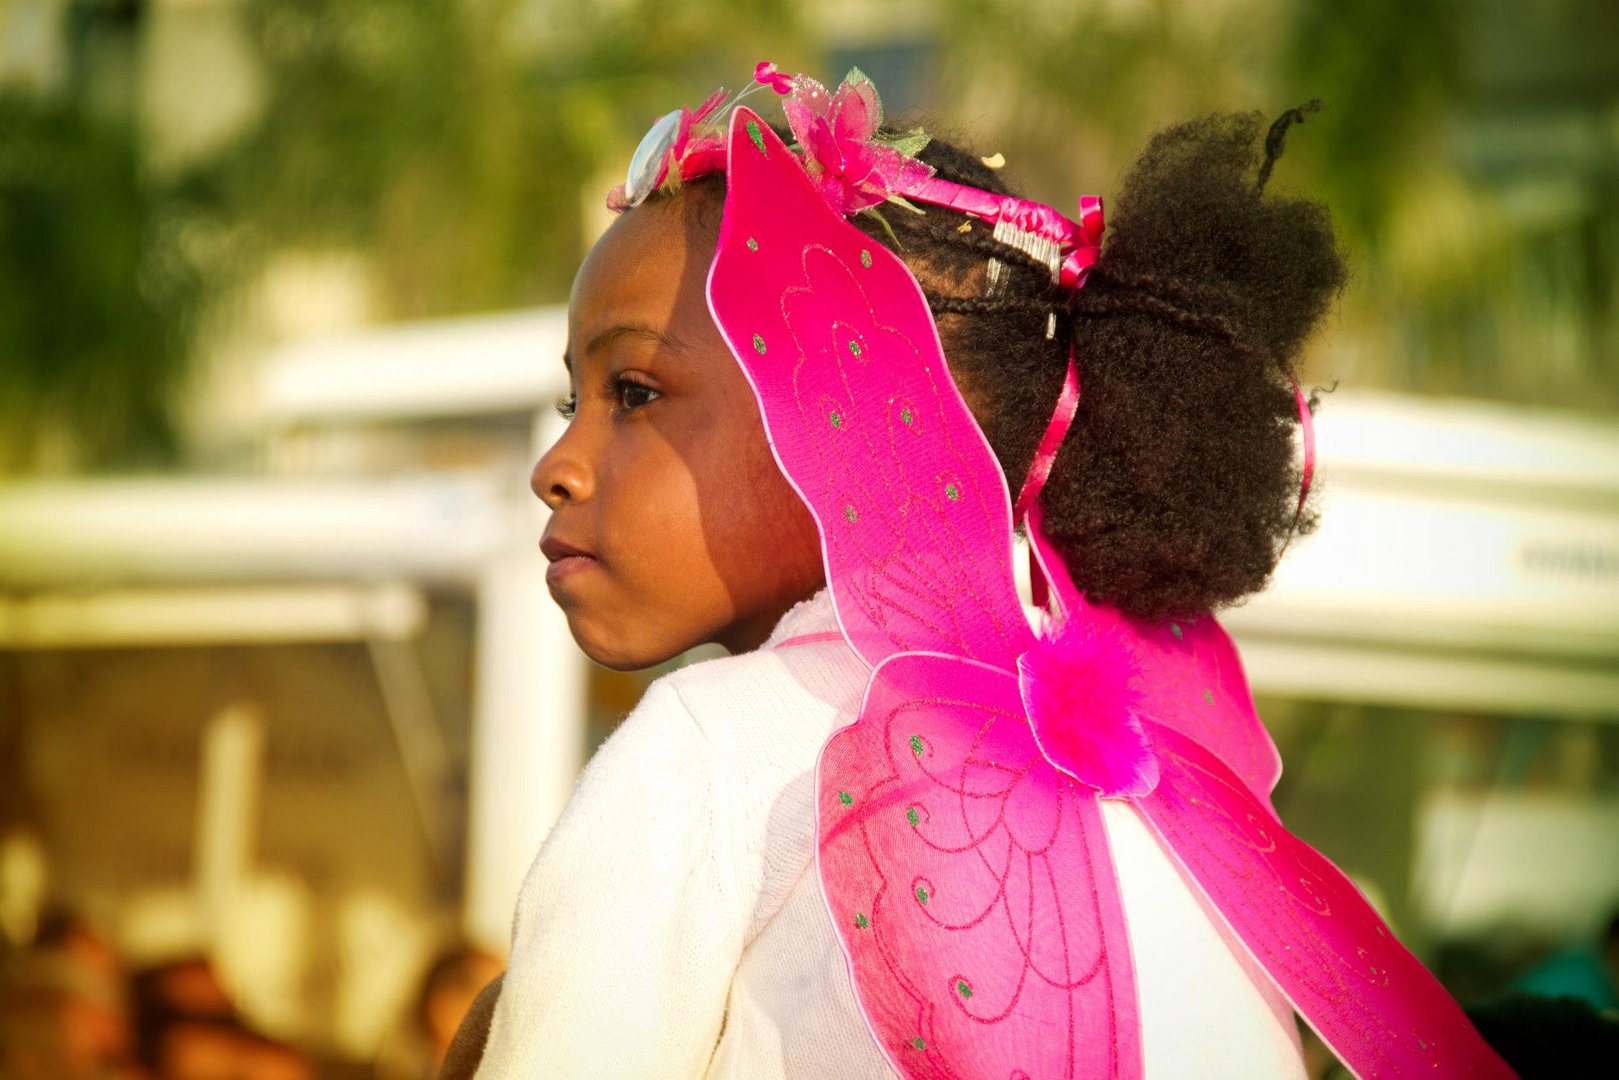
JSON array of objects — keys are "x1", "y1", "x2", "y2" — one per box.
[
  {"x1": 1018, "y1": 618, "x2": 1158, "y2": 799},
  {"x1": 779, "y1": 71, "x2": 934, "y2": 216}
]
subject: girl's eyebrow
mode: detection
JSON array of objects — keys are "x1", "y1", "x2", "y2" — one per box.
[{"x1": 563, "y1": 322, "x2": 689, "y2": 370}]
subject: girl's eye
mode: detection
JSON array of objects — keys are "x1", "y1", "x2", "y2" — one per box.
[
  {"x1": 613, "y1": 376, "x2": 661, "y2": 412},
  {"x1": 554, "y1": 394, "x2": 577, "y2": 421}
]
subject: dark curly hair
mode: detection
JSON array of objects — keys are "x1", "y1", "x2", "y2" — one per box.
[
  {"x1": 690, "y1": 107, "x2": 1345, "y2": 622},
  {"x1": 867, "y1": 108, "x2": 1345, "y2": 622}
]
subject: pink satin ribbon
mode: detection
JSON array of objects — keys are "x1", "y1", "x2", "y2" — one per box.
[
  {"x1": 1063, "y1": 195, "x2": 1105, "y2": 290},
  {"x1": 1014, "y1": 346, "x2": 1081, "y2": 614},
  {"x1": 1279, "y1": 376, "x2": 1315, "y2": 558},
  {"x1": 1014, "y1": 345, "x2": 1083, "y2": 524}
]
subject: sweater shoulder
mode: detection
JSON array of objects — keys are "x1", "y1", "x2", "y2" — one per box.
[
  {"x1": 650, "y1": 639, "x2": 869, "y2": 936},
  {"x1": 655, "y1": 637, "x2": 867, "y2": 765}
]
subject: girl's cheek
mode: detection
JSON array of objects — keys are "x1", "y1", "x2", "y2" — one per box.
[{"x1": 598, "y1": 416, "x2": 662, "y2": 481}]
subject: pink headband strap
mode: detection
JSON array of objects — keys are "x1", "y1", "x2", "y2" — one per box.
[{"x1": 903, "y1": 180, "x2": 1106, "y2": 289}]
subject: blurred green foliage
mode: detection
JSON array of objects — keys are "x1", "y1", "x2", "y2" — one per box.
[
  {"x1": 934, "y1": 0, "x2": 1617, "y2": 406},
  {"x1": 209, "y1": 0, "x2": 808, "y2": 314},
  {"x1": 1281, "y1": 0, "x2": 1464, "y2": 239},
  {"x1": 0, "y1": 0, "x2": 1613, "y2": 474},
  {"x1": 217, "y1": 0, "x2": 576, "y2": 314},
  {"x1": 0, "y1": 90, "x2": 199, "y2": 471},
  {"x1": 1, "y1": 0, "x2": 807, "y2": 473}
]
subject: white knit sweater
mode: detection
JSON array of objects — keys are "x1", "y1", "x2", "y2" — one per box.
[{"x1": 476, "y1": 590, "x2": 1306, "y2": 1079}]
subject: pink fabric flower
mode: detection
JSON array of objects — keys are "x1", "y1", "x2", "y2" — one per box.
[
  {"x1": 672, "y1": 88, "x2": 728, "y2": 158},
  {"x1": 606, "y1": 86, "x2": 731, "y2": 210},
  {"x1": 1017, "y1": 617, "x2": 1160, "y2": 799},
  {"x1": 781, "y1": 71, "x2": 933, "y2": 216}
]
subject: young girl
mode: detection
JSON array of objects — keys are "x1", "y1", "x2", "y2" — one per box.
[{"x1": 460, "y1": 66, "x2": 1511, "y2": 1079}]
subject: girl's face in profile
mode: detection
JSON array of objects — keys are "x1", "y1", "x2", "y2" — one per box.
[{"x1": 532, "y1": 190, "x2": 826, "y2": 670}]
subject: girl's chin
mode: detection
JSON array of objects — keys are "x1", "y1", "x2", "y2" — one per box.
[{"x1": 565, "y1": 614, "x2": 697, "y2": 673}]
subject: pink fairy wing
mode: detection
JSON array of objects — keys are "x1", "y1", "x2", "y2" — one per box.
[
  {"x1": 1028, "y1": 510, "x2": 1282, "y2": 805},
  {"x1": 708, "y1": 105, "x2": 1141, "y2": 1078},
  {"x1": 1026, "y1": 501, "x2": 1504, "y2": 1073},
  {"x1": 1133, "y1": 720, "x2": 1515, "y2": 1079},
  {"x1": 819, "y1": 652, "x2": 1142, "y2": 1079},
  {"x1": 707, "y1": 108, "x2": 1032, "y2": 673}
]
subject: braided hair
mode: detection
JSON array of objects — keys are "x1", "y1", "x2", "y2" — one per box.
[
  {"x1": 856, "y1": 108, "x2": 1346, "y2": 623},
  {"x1": 688, "y1": 109, "x2": 1345, "y2": 623}
]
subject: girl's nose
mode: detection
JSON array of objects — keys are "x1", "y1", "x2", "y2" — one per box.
[{"x1": 531, "y1": 439, "x2": 593, "y2": 509}]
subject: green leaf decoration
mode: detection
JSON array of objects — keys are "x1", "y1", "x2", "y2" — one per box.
[
  {"x1": 879, "y1": 128, "x2": 932, "y2": 157},
  {"x1": 860, "y1": 206, "x2": 902, "y2": 248}
]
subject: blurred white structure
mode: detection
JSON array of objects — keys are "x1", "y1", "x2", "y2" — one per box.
[
  {"x1": 1229, "y1": 391, "x2": 1619, "y2": 715},
  {"x1": 3, "y1": 306, "x2": 1617, "y2": 989}
]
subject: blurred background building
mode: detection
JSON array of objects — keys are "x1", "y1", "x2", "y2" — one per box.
[{"x1": 0, "y1": 1, "x2": 1616, "y2": 1076}]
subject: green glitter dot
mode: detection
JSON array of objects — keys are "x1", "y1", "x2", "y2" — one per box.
[
  {"x1": 912, "y1": 1036, "x2": 926, "y2": 1051},
  {"x1": 1203, "y1": 689, "x2": 1214, "y2": 704},
  {"x1": 944, "y1": 482, "x2": 960, "y2": 501},
  {"x1": 854, "y1": 912, "x2": 869, "y2": 930},
  {"x1": 910, "y1": 734, "x2": 924, "y2": 756},
  {"x1": 844, "y1": 504, "x2": 858, "y2": 522},
  {"x1": 907, "y1": 806, "x2": 920, "y2": 827},
  {"x1": 746, "y1": 237, "x2": 759, "y2": 251},
  {"x1": 752, "y1": 333, "x2": 767, "y2": 355},
  {"x1": 900, "y1": 407, "x2": 914, "y2": 426},
  {"x1": 860, "y1": 249, "x2": 873, "y2": 268},
  {"x1": 915, "y1": 884, "x2": 931, "y2": 905},
  {"x1": 829, "y1": 410, "x2": 843, "y2": 429},
  {"x1": 838, "y1": 789, "x2": 853, "y2": 806},
  {"x1": 746, "y1": 119, "x2": 766, "y2": 154},
  {"x1": 956, "y1": 979, "x2": 973, "y2": 999},
  {"x1": 848, "y1": 340, "x2": 862, "y2": 357},
  {"x1": 1170, "y1": 622, "x2": 1183, "y2": 640}
]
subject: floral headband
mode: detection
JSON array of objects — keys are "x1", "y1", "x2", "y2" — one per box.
[{"x1": 608, "y1": 63, "x2": 1106, "y2": 294}]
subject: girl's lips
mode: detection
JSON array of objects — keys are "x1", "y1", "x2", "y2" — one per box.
[
  {"x1": 540, "y1": 533, "x2": 596, "y2": 587},
  {"x1": 544, "y1": 553, "x2": 597, "y2": 587}
]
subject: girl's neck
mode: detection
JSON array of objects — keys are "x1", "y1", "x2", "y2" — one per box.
[{"x1": 718, "y1": 586, "x2": 822, "y2": 654}]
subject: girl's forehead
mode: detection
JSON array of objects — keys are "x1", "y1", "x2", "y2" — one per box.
[
  {"x1": 566, "y1": 196, "x2": 727, "y2": 367},
  {"x1": 571, "y1": 201, "x2": 703, "y2": 322}
]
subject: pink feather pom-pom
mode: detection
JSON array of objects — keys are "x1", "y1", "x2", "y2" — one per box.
[{"x1": 1017, "y1": 618, "x2": 1159, "y2": 799}]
